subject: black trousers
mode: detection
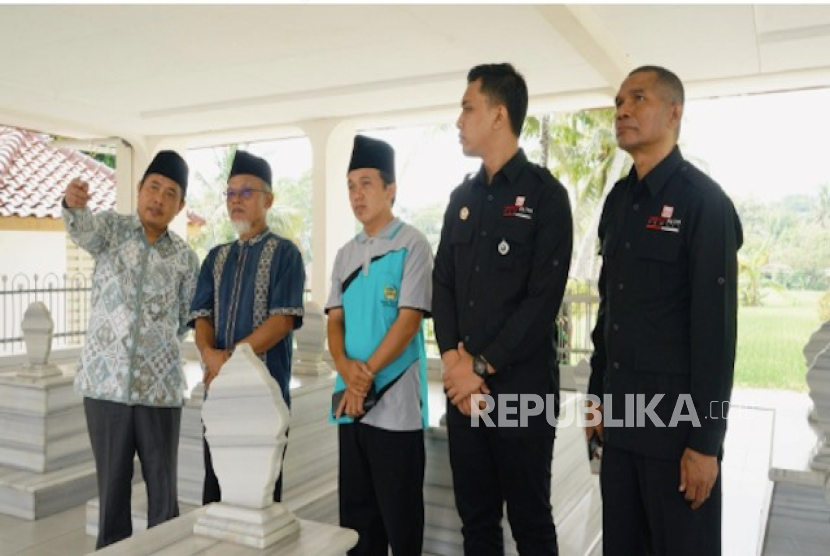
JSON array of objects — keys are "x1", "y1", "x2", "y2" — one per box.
[
  {"x1": 83, "y1": 397, "x2": 181, "y2": 550},
  {"x1": 600, "y1": 444, "x2": 723, "y2": 556},
  {"x1": 338, "y1": 422, "x2": 425, "y2": 556},
  {"x1": 447, "y1": 413, "x2": 558, "y2": 556},
  {"x1": 202, "y1": 433, "x2": 284, "y2": 504}
]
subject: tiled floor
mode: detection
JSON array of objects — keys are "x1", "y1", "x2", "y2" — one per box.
[
  {"x1": 722, "y1": 400, "x2": 776, "y2": 556},
  {"x1": 0, "y1": 387, "x2": 810, "y2": 556},
  {"x1": 0, "y1": 504, "x2": 94, "y2": 556}
]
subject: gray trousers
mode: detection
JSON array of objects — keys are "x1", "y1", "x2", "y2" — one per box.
[{"x1": 84, "y1": 397, "x2": 181, "y2": 549}]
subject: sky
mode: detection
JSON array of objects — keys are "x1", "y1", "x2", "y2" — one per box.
[
  {"x1": 682, "y1": 87, "x2": 830, "y2": 202},
  {"x1": 187, "y1": 86, "x2": 830, "y2": 211}
]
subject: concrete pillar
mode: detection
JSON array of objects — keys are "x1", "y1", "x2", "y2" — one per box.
[
  {"x1": 114, "y1": 139, "x2": 135, "y2": 215},
  {"x1": 114, "y1": 137, "x2": 148, "y2": 217},
  {"x1": 299, "y1": 120, "x2": 356, "y2": 305}
]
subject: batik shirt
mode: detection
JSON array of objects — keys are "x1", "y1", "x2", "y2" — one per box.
[
  {"x1": 188, "y1": 228, "x2": 305, "y2": 402},
  {"x1": 326, "y1": 218, "x2": 433, "y2": 431},
  {"x1": 62, "y1": 208, "x2": 199, "y2": 407}
]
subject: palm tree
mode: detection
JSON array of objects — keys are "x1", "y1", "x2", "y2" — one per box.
[
  {"x1": 737, "y1": 238, "x2": 779, "y2": 307},
  {"x1": 525, "y1": 108, "x2": 630, "y2": 281}
]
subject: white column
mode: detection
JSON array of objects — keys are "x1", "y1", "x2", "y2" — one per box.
[
  {"x1": 115, "y1": 141, "x2": 135, "y2": 214},
  {"x1": 115, "y1": 136, "x2": 153, "y2": 217},
  {"x1": 115, "y1": 139, "x2": 136, "y2": 215},
  {"x1": 299, "y1": 120, "x2": 356, "y2": 305}
]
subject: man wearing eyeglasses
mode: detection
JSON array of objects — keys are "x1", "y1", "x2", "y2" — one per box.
[{"x1": 188, "y1": 150, "x2": 306, "y2": 505}]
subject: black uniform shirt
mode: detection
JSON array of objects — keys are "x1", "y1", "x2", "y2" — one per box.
[
  {"x1": 589, "y1": 146, "x2": 743, "y2": 458},
  {"x1": 432, "y1": 148, "x2": 573, "y2": 402}
]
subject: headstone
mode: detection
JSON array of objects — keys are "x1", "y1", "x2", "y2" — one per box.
[
  {"x1": 18, "y1": 302, "x2": 61, "y2": 379},
  {"x1": 292, "y1": 301, "x2": 332, "y2": 376},
  {"x1": 805, "y1": 320, "x2": 830, "y2": 424},
  {"x1": 804, "y1": 320, "x2": 830, "y2": 369},
  {"x1": 91, "y1": 344, "x2": 357, "y2": 554},
  {"x1": 763, "y1": 321, "x2": 830, "y2": 554},
  {"x1": 194, "y1": 344, "x2": 299, "y2": 548},
  {"x1": 0, "y1": 302, "x2": 95, "y2": 519},
  {"x1": 177, "y1": 381, "x2": 205, "y2": 506},
  {"x1": 807, "y1": 344, "x2": 830, "y2": 471},
  {"x1": 87, "y1": 367, "x2": 342, "y2": 536}
]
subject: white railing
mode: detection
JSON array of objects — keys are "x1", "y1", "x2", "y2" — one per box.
[
  {"x1": 0, "y1": 274, "x2": 598, "y2": 365},
  {"x1": 0, "y1": 273, "x2": 91, "y2": 353}
]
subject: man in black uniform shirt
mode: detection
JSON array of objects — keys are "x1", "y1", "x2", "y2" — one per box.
[
  {"x1": 432, "y1": 63, "x2": 573, "y2": 555},
  {"x1": 585, "y1": 66, "x2": 743, "y2": 555}
]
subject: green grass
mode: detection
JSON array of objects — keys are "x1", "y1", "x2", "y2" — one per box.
[{"x1": 735, "y1": 289, "x2": 823, "y2": 391}]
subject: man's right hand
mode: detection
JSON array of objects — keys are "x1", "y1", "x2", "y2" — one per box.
[
  {"x1": 441, "y1": 348, "x2": 490, "y2": 417},
  {"x1": 202, "y1": 348, "x2": 230, "y2": 388},
  {"x1": 64, "y1": 178, "x2": 90, "y2": 209}
]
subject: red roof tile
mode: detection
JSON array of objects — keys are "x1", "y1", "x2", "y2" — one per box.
[
  {"x1": 0, "y1": 126, "x2": 205, "y2": 227},
  {"x1": 0, "y1": 126, "x2": 116, "y2": 218}
]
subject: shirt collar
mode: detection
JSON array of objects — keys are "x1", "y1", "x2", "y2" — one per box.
[
  {"x1": 473, "y1": 148, "x2": 528, "y2": 188},
  {"x1": 626, "y1": 145, "x2": 684, "y2": 197},
  {"x1": 356, "y1": 217, "x2": 402, "y2": 244},
  {"x1": 129, "y1": 213, "x2": 143, "y2": 232},
  {"x1": 237, "y1": 226, "x2": 271, "y2": 246},
  {"x1": 131, "y1": 213, "x2": 171, "y2": 244}
]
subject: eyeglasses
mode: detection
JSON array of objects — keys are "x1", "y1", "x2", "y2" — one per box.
[{"x1": 224, "y1": 188, "x2": 269, "y2": 201}]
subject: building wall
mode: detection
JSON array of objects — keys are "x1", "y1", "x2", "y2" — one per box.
[
  {"x1": 0, "y1": 226, "x2": 70, "y2": 348},
  {"x1": 0, "y1": 229, "x2": 67, "y2": 280}
]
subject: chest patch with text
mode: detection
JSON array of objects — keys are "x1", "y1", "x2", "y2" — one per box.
[
  {"x1": 503, "y1": 195, "x2": 534, "y2": 219},
  {"x1": 646, "y1": 215, "x2": 682, "y2": 233}
]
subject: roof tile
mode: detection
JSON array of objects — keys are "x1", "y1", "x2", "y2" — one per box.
[
  {"x1": 0, "y1": 126, "x2": 116, "y2": 218},
  {"x1": 0, "y1": 126, "x2": 205, "y2": 227}
]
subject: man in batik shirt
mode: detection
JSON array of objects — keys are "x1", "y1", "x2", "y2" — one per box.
[
  {"x1": 62, "y1": 150, "x2": 199, "y2": 549},
  {"x1": 189, "y1": 150, "x2": 305, "y2": 504}
]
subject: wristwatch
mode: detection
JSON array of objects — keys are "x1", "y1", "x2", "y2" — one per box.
[{"x1": 473, "y1": 355, "x2": 489, "y2": 378}]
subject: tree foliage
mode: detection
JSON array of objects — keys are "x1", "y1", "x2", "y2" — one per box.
[
  {"x1": 526, "y1": 108, "x2": 625, "y2": 234},
  {"x1": 735, "y1": 193, "x2": 830, "y2": 305},
  {"x1": 398, "y1": 202, "x2": 445, "y2": 254},
  {"x1": 524, "y1": 108, "x2": 630, "y2": 280}
]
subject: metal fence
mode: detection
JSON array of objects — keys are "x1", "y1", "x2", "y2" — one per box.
[
  {"x1": 556, "y1": 280, "x2": 600, "y2": 365},
  {"x1": 0, "y1": 273, "x2": 599, "y2": 363},
  {"x1": 0, "y1": 273, "x2": 91, "y2": 353}
]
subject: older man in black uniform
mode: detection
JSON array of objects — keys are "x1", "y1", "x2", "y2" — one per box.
[
  {"x1": 433, "y1": 63, "x2": 573, "y2": 555},
  {"x1": 586, "y1": 65, "x2": 743, "y2": 555}
]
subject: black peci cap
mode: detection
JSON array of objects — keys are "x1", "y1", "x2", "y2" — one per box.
[
  {"x1": 143, "y1": 150, "x2": 189, "y2": 196},
  {"x1": 348, "y1": 135, "x2": 395, "y2": 182},
  {"x1": 229, "y1": 150, "x2": 272, "y2": 188}
]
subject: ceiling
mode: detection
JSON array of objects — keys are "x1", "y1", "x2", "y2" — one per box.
[{"x1": 2, "y1": 4, "x2": 830, "y2": 144}]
